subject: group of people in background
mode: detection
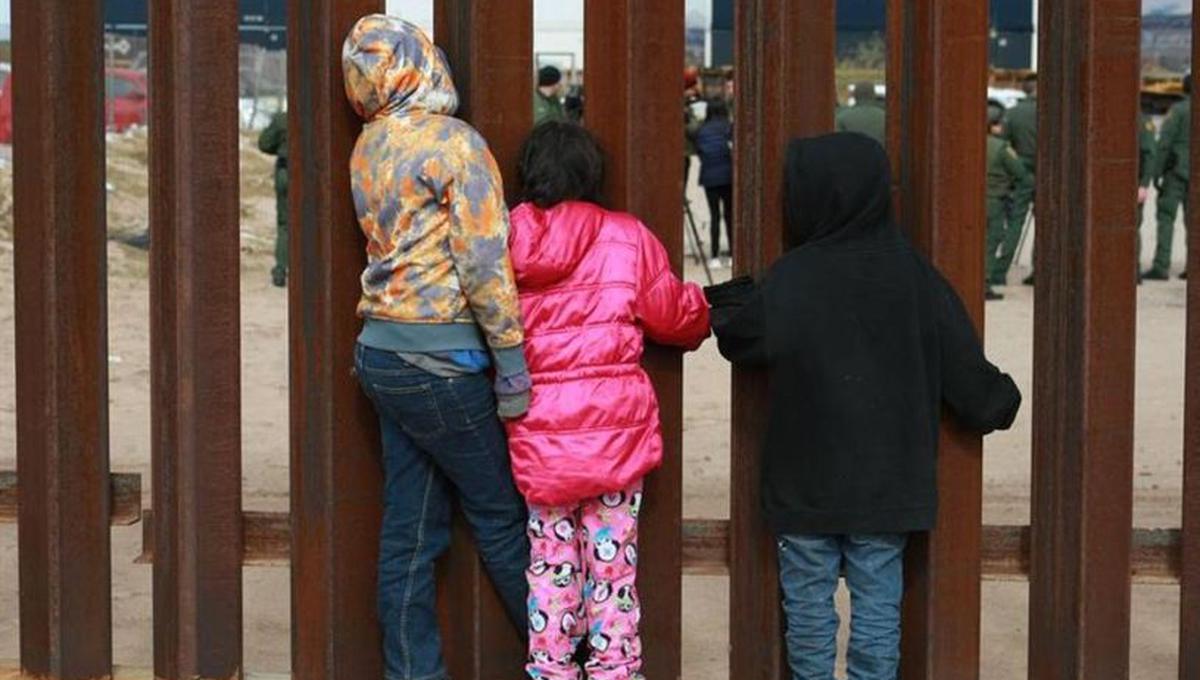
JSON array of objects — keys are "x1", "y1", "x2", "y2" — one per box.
[
  {"x1": 340, "y1": 14, "x2": 1021, "y2": 680},
  {"x1": 984, "y1": 70, "x2": 1194, "y2": 299}
]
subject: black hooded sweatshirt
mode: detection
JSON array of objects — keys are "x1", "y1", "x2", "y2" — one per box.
[{"x1": 711, "y1": 133, "x2": 1021, "y2": 535}]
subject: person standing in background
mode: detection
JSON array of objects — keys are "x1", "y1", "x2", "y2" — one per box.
[
  {"x1": 1002, "y1": 73, "x2": 1038, "y2": 285},
  {"x1": 258, "y1": 110, "x2": 289, "y2": 288},
  {"x1": 835, "y1": 82, "x2": 886, "y2": 147},
  {"x1": 534, "y1": 65, "x2": 567, "y2": 126},
  {"x1": 1146, "y1": 73, "x2": 1191, "y2": 281},
  {"x1": 985, "y1": 103, "x2": 1031, "y2": 299},
  {"x1": 1137, "y1": 110, "x2": 1158, "y2": 283},
  {"x1": 692, "y1": 98, "x2": 734, "y2": 269},
  {"x1": 684, "y1": 66, "x2": 703, "y2": 186}
]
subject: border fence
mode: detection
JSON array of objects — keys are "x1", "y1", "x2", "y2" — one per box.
[{"x1": 5, "y1": 0, "x2": 1199, "y2": 679}]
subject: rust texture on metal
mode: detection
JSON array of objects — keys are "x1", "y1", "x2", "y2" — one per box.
[
  {"x1": 148, "y1": 2, "x2": 244, "y2": 678},
  {"x1": 1, "y1": 472, "x2": 139, "y2": 526},
  {"x1": 890, "y1": 2, "x2": 989, "y2": 678},
  {"x1": 12, "y1": 0, "x2": 112, "y2": 677},
  {"x1": 583, "y1": 1, "x2": 685, "y2": 677},
  {"x1": 430, "y1": 3, "x2": 534, "y2": 676},
  {"x1": 136, "y1": 514, "x2": 1187, "y2": 584},
  {"x1": 1029, "y1": 1, "x2": 1140, "y2": 679},
  {"x1": 1183, "y1": 7, "x2": 1200, "y2": 679},
  {"x1": 434, "y1": 0, "x2": 532, "y2": 203},
  {"x1": 731, "y1": 2, "x2": 835, "y2": 679},
  {"x1": 139, "y1": 511, "x2": 292, "y2": 566},
  {"x1": 287, "y1": 2, "x2": 386, "y2": 679}
]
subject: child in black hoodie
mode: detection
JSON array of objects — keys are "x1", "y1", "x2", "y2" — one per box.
[{"x1": 708, "y1": 133, "x2": 1021, "y2": 680}]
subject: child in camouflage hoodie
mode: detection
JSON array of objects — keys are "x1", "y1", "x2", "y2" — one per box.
[{"x1": 344, "y1": 15, "x2": 531, "y2": 680}]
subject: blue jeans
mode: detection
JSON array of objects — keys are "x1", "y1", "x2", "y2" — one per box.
[
  {"x1": 355, "y1": 344, "x2": 531, "y2": 680},
  {"x1": 777, "y1": 533, "x2": 908, "y2": 680}
]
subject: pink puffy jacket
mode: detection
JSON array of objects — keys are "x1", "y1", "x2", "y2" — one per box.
[{"x1": 506, "y1": 201, "x2": 711, "y2": 507}]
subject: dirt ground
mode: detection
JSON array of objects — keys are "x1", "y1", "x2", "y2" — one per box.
[{"x1": 0, "y1": 140, "x2": 1190, "y2": 678}]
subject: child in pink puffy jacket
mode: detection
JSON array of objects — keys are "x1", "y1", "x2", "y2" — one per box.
[{"x1": 506, "y1": 121, "x2": 711, "y2": 679}]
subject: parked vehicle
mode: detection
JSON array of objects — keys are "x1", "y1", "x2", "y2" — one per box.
[{"x1": 0, "y1": 67, "x2": 149, "y2": 143}]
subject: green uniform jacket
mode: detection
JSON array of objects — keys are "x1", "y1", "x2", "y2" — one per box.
[
  {"x1": 533, "y1": 91, "x2": 567, "y2": 126},
  {"x1": 258, "y1": 111, "x2": 287, "y2": 162},
  {"x1": 1154, "y1": 98, "x2": 1190, "y2": 183},
  {"x1": 835, "y1": 102, "x2": 886, "y2": 146},
  {"x1": 1002, "y1": 97, "x2": 1038, "y2": 167},
  {"x1": 1139, "y1": 113, "x2": 1158, "y2": 188},
  {"x1": 986, "y1": 134, "x2": 1031, "y2": 200}
]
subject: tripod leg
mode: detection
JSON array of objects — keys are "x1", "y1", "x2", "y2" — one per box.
[
  {"x1": 685, "y1": 200, "x2": 713, "y2": 284},
  {"x1": 1013, "y1": 203, "x2": 1035, "y2": 268}
]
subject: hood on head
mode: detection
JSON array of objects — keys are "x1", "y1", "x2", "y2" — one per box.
[
  {"x1": 342, "y1": 14, "x2": 458, "y2": 121},
  {"x1": 508, "y1": 201, "x2": 605, "y2": 289},
  {"x1": 784, "y1": 132, "x2": 893, "y2": 248}
]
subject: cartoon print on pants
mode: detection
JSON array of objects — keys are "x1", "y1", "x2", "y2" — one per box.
[{"x1": 524, "y1": 481, "x2": 643, "y2": 679}]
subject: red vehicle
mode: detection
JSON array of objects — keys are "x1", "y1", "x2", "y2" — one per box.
[{"x1": 0, "y1": 67, "x2": 149, "y2": 143}]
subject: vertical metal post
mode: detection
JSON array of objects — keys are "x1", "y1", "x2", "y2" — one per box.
[
  {"x1": 148, "y1": 2, "x2": 244, "y2": 678},
  {"x1": 891, "y1": 1, "x2": 989, "y2": 678},
  {"x1": 1181, "y1": 5, "x2": 1200, "y2": 679},
  {"x1": 288, "y1": 2, "x2": 386, "y2": 680},
  {"x1": 584, "y1": 2, "x2": 685, "y2": 677},
  {"x1": 1028, "y1": 1, "x2": 1140, "y2": 678},
  {"x1": 13, "y1": 0, "x2": 112, "y2": 677},
  {"x1": 433, "y1": 2, "x2": 533, "y2": 676},
  {"x1": 729, "y1": 2, "x2": 835, "y2": 678}
]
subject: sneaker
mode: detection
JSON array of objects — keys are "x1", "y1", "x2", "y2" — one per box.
[
  {"x1": 1022, "y1": 273, "x2": 1035, "y2": 286},
  {"x1": 1141, "y1": 269, "x2": 1169, "y2": 281},
  {"x1": 985, "y1": 288, "x2": 1005, "y2": 301},
  {"x1": 121, "y1": 230, "x2": 151, "y2": 251},
  {"x1": 708, "y1": 257, "x2": 724, "y2": 270},
  {"x1": 272, "y1": 271, "x2": 287, "y2": 288},
  {"x1": 1181, "y1": 270, "x2": 1189, "y2": 280}
]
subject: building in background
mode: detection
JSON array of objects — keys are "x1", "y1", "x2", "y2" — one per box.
[
  {"x1": 105, "y1": 0, "x2": 286, "y2": 50},
  {"x1": 708, "y1": 0, "x2": 1036, "y2": 70}
]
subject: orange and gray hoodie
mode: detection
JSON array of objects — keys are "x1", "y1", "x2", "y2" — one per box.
[{"x1": 343, "y1": 14, "x2": 528, "y2": 395}]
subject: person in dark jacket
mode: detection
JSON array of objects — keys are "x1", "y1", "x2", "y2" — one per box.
[
  {"x1": 1146, "y1": 73, "x2": 1191, "y2": 280},
  {"x1": 534, "y1": 65, "x2": 567, "y2": 126},
  {"x1": 258, "y1": 110, "x2": 289, "y2": 287},
  {"x1": 707, "y1": 133, "x2": 1021, "y2": 680},
  {"x1": 692, "y1": 98, "x2": 734, "y2": 268}
]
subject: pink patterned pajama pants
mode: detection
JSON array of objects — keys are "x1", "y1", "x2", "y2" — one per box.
[{"x1": 525, "y1": 480, "x2": 644, "y2": 680}]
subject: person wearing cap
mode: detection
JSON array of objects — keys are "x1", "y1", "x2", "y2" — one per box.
[
  {"x1": 1002, "y1": 73, "x2": 1038, "y2": 284},
  {"x1": 985, "y1": 102, "x2": 1031, "y2": 298},
  {"x1": 534, "y1": 65, "x2": 567, "y2": 126},
  {"x1": 835, "y1": 82, "x2": 886, "y2": 146},
  {"x1": 1146, "y1": 73, "x2": 1191, "y2": 280}
]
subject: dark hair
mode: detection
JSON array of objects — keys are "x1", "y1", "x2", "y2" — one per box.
[
  {"x1": 518, "y1": 121, "x2": 605, "y2": 209},
  {"x1": 538, "y1": 65, "x2": 562, "y2": 88},
  {"x1": 1021, "y1": 72, "x2": 1038, "y2": 95},
  {"x1": 706, "y1": 98, "x2": 729, "y2": 120}
]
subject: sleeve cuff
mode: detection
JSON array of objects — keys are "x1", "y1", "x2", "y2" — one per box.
[
  {"x1": 492, "y1": 344, "x2": 530, "y2": 379},
  {"x1": 496, "y1": 390, "x2": 531, "y2": 420}
]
